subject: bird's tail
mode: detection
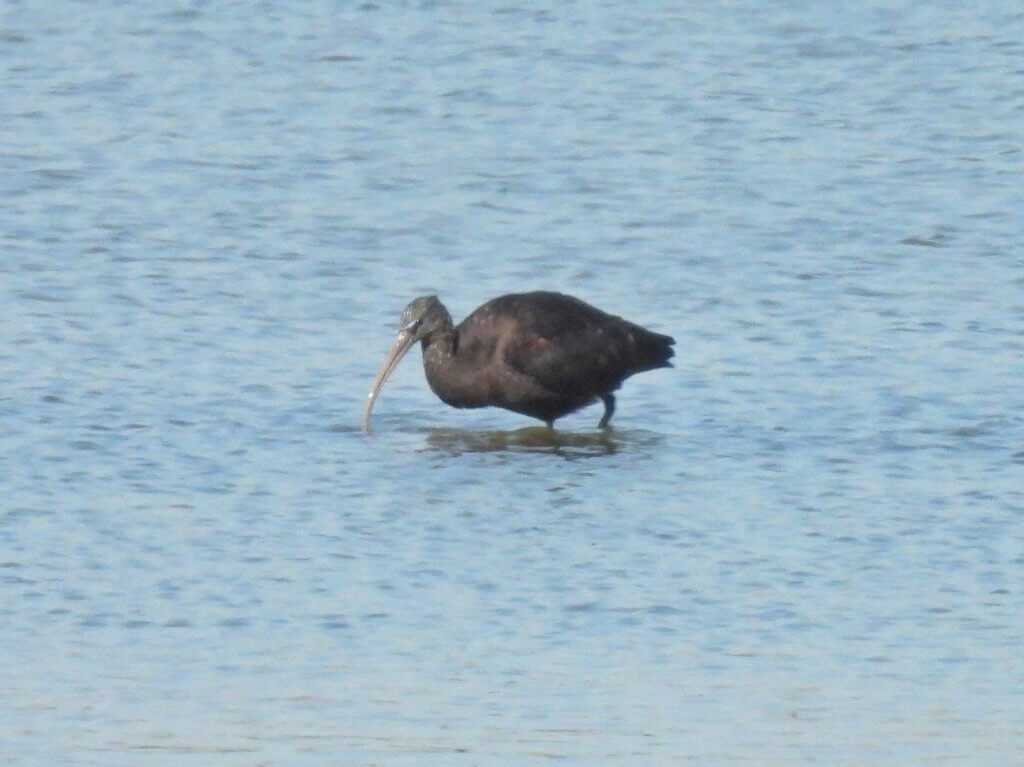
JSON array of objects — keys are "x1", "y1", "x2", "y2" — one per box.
[{"x1": 633, "y1": 329, "x2": 675, "y2": 371}]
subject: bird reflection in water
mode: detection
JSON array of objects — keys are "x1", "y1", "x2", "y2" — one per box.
[{"x1": 421, "y1": 425, "x2": 621, "y2": 459}]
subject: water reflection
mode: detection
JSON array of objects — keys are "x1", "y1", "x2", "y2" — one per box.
[
  {"x1": 421, "y1": 426, "x2": 664, "y2": 459},
  {"x1": 420, "y1": 425, "x2": 615, "y2": 458}
]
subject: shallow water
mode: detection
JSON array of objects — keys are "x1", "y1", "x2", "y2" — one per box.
[{"x1": 3, "y1": 2, "x2": 1024, "y2": 765}]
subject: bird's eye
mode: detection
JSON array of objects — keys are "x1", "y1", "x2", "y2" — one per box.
[{"x1": 403, "y1": 318, "x2": 422, "y2": 333}]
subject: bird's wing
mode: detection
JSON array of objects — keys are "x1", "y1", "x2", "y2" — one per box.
[{"x1": 489, "y1": 294, "x2": 639, "y2": 395}]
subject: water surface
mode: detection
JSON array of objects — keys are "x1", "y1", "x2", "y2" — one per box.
[{"x1": 3, "y1": 2, "x2": 1023, "y2": 765}]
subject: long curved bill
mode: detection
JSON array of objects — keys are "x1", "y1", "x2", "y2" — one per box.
[{"x1": 362, "y1": 329, "x2": 416, "y2": 433}]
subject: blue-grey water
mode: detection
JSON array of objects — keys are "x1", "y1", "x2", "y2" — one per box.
[{"x1": 3, "y1": 3, "x2": 1023, "y2": 765}]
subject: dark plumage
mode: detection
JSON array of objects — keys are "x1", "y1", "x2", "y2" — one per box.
[{"x1": 362, "y1": 291, "x2": 674, "y2": 431}]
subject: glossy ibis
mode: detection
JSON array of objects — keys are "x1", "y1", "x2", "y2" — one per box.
[{"x1": 362, "y1": 291, "x2": 674, "y2": 431}]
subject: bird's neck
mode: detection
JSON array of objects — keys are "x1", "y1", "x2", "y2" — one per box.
[
  {"x1": 420, "y1": 328, "x2": 486, "y2": 408},
  {"x1": 421, "y1": 326, "x2": 457, "y2": 377}
]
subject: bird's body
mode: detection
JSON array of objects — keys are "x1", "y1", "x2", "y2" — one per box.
[{"x1": 363, "y1": 291, "x2": 674, "y2": 431}]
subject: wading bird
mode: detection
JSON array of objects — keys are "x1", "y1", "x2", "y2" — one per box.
[{"x1": 362, "y1": 291, "x2": 674, "y2": 432}]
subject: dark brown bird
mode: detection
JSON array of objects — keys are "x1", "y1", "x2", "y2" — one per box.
[{"x1": 362, "y1": 291, "x2": 674, "y2": 431}]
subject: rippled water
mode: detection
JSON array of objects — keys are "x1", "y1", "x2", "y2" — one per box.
[{"x1": 3, "y1": 3, "x2": 1023, "y2": 765}]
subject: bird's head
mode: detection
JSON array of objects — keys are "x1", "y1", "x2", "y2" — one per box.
[
  {"x1": 362, "y1": 295, "x2": 452, "y2": 432},
  {"x1": 398, "y1": 295, "x2": 449, "y2": 344}
]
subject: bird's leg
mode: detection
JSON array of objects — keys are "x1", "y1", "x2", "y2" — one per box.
[
  {"x1": 545, "y1": 419, "x2": 554, "y2": 429},
  {"x1": 598, "y1": 394, "x2": 615, "y2": 428}
]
